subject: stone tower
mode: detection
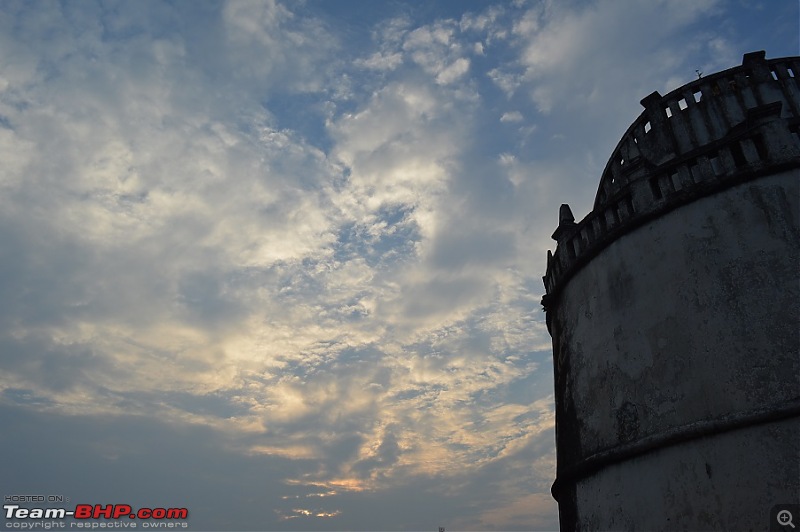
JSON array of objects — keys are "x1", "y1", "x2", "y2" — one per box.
[{"x1": 542, "y1": 51, "x2": 800, "y2": 530}]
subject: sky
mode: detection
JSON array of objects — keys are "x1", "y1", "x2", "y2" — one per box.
[{"x1": 0, "y1": 1, "x2": 797, "y2": 530}]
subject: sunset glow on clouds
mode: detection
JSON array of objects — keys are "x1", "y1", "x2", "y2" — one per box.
[{"x1": 0, "y1": 1, "x2": 796, "y2": 529}]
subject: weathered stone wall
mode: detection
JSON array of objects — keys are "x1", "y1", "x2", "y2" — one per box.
[
  {"x1": 574, "y1": 420, "x2": 798, "y2": 530},
  {"x1": 543, "y1": 51, "x2": 800, "y2": 530},
  {"x1": 552, "y1": 171, "x2": 798, "y2": 529}
]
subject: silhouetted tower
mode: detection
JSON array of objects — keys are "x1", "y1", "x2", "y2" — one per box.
[{"x1": 542, "y1": 51, "x2": 800, "y2": 530}]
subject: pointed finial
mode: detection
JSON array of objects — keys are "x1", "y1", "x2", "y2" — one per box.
[
  {"x1": 559, "y1": 204, "x2": 575, "y2": 225},
  {"x1": 552, "y1": 204, "x2": 577, "y2": 242}
]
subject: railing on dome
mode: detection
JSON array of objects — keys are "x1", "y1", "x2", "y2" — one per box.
[{"x1": 542, "y1": 51, "x2": 800, "y2": 317}]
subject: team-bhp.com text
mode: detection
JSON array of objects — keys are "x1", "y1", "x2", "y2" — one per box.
[{"x1": 4, "y1": 505, "x2": 189, "y2": 529}]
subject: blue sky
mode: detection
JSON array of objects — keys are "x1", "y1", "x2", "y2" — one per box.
[{"x1": 0, "y1": 1, "x2": 797, "y2": 530}]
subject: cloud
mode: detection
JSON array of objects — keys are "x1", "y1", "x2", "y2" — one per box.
[
  {"x1": 501, "y1": 110, "x2": 524, "y2": 122},
  {"x1": 221, "y1": 0, "x2": 338, "y2": 92},
  {"x1": 0, "y1": 0, "x2": 346, "y2": 412},
  {"x1": 355, "y1": 51, "x2": 404, "y2": 72},
  {"x1": 402, "y1": 21, "x2": 473, "y2": 85},
  {"x1": 486, "y1": 67, "x2": 520, "y2": 97},
  {"x1": 511, "y1": 0, "x2": 724, "y2": 115}
]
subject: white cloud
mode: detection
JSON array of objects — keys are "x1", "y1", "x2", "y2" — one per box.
[
  {"x1": 488, "y1": 66, "x2": 523, "y2": 97},
  {"x1": 354, "y1": 51, "x2": 404, "y2": 71},
  {"x1": 221, "y1": 0, "x2": 337, "y2": 91},
  {"x1": 328, "y1": 80, "x2": 465, "y2": 228},
  {"x1": 402, "y1": 21, "x2": 473, "y2": 86},
  {"x1": 500, "y1": 110, "x2": 524, "y2": 122},
  {"x1": 436, "y1": 56, "x2": 471, "y2": 84},
  {"x1": 511, "y1": 0, "x2": 722, "y2": 114}
]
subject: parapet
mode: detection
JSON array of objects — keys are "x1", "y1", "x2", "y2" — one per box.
[{"x1": 542, "y1": 51, "x2": 800, "y2": 323}]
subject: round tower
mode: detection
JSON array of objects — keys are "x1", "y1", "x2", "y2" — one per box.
[{"x1": 542, "y1": 51, "x2": 800, "y2": 530}]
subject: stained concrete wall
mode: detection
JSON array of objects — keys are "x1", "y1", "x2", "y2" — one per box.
[
  {"x1": 574, "y1": 420, "x2": 798, "y2": 530},
  {"x1": 549, "y1": 170, "x2": 799, "y2": 530},
  {"x1": 543, "y1": 52, "x2": 800, "y2": 531}
]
